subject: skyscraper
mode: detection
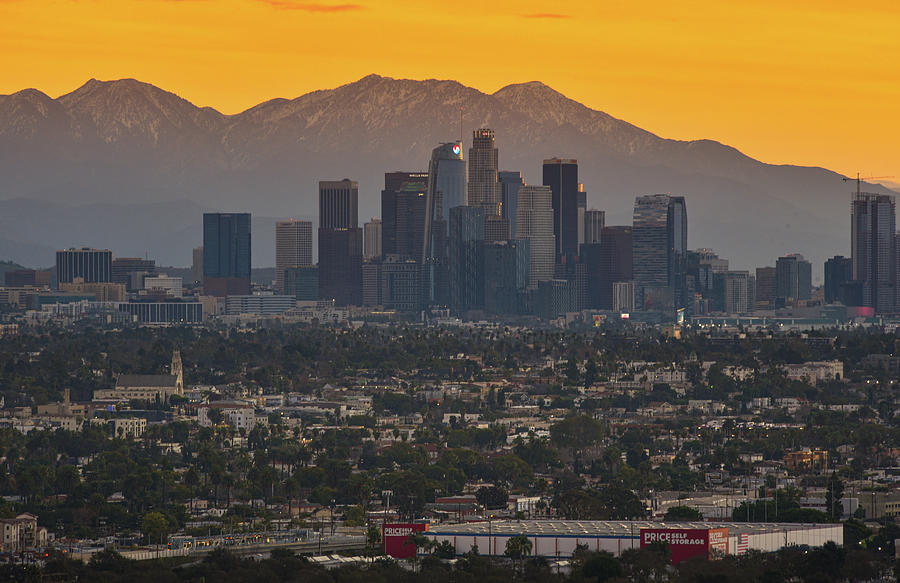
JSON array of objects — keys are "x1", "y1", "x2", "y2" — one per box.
[
  {"x1": 381, "y1": 172, "x2": 428, "y2": 259},
  {"x1": 482, "y1": 239, "x2": 529, "y2": 315},
  {"x1": 775, "y1": 254, "x2": 812, "y2": 307},
  {"x1": 824, "y1": 256, "x2": 852, "y2": 304},
  {"x1": 755, "y1": 266, "x2": 776, "y2": 310},
  {"x1": 423, "y1": 142, "x2": 465, "y2": 306},
  {"x1": 515, "y1": 185, "x2": 555, "y2": 290},
  {"x1": 484, "y1": 215, "x2": 511, "y2": 242},
  {"x1": 448, "y1": 206, "x2": 485, "y2": 313},
  {"x1": 364, "y1": 218, "x2": 382, "y2": 261},
  {"x1": 632, "y1": 194, "x2": 687, "y2": 311},
  {"x1": 318, "y1": 180, "x2": 362, "y2": 306},
  {"x1": 467, "y1": 129, "x2": 501, "y2": 216},
  {"x1": 499, "y1": 171, "x2": 523, "y2": 238},
  {"x1": 424, "y1": 142, "x2": 466, "y2": 231},
  {"x1": 275, "y1": 219, "x2": 312, "y2": 293},
  {"x1": 542, "y1": 158, "x2": 579, "y2": 259},
  {"x1": 191, "y1": 247, "x2": 203, "y2": 285},
  {"x1": 111, "y1": 257, "x2": 156, "y2": 291},
  {"x1": 576, "y1": 187, "x2": 587, "y2": 248},
  {"x1": 56, "y1": 248, "x2": 113, "y2": 286},
  {"x1": 284, "y1": 266, "x2": 318, "y2": 301},
  {"x1": 724, "y1": 271, "x2": 752, "y2": 314},
  {"x1": 202, "y1": 213, "x2": 251, "y2": 297},
  {"x1": 582, "y1": 226, "x2": 632, "y2": 309},
  {"x1": 851, "y1": 193, "x2": 896, "y2": 313},
  {"x1": 583, "y1": 209, "x2": 605, "y2": 246}
]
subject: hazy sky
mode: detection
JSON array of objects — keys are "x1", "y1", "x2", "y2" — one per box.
[{"x1": 3, "y1": 0, "x2": 898, "y2": 183}]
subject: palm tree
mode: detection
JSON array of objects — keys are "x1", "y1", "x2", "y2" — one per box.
[
  {"x1": 504, "y1": 534, "x2": 532, "y2": 572},
  {"x1": 405, "y1": 531, "x2": 432, "y2": 573}
]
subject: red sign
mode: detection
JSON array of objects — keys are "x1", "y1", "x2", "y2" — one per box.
[
  {"x1": 640, "y1": 528, "x2": 729, "y2": 564},
  {"x1": 383, "y1": 523, "x2": 428, "y2": 558}
]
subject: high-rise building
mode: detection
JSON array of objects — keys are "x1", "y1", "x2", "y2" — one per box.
[
  {"x1": 56, "y1": 248, "x2": 112, "y2": 286},
  {"x1": 583, "y1": 209, "x2": 605, "y2": 246},
  {"x1": 536, "y1": 279, "x2": 577, "y2": 319},
  {"x1": 484, "y1": 215, "x2": 511, "y2": 242},
  {"x1": 425, "y1": 142, "x2": 466, "y2": 229},
  {"x1": 542, "y1": 158, "x2": 579, "y2": 259},
  {"x1": 143, "y1": 275, "x2": 183, "y2": 299},
  {"x1": 851, "y1": 193, "x2": 896, "y2": 313},
  {"x1": 203, "y1": 213, "x2": 251, "y2": 297},
  {"x1": 448, "y1": 206, "x2": 485, "y2": 313},
  {"x1": 362, "y1": 261, "x2": 382, "y2": 307},
  {"x1": 554, "y1": 256, "x2": 588, "y2": 311},
  {"x1": 110, "y1": 257, "x2": 156, "y2": 291},
  {"x1": 191, "y1": 247, "x2": 203, "y2": 285},
  {"x1": 318, "y1": 180, "x2": 362, "y2": 306},
  {"x1": 724, "y1": 271, "x2": 751, "y2": 314},
  {"x1": 381, "y1": 173, "x2": 428, "y2": 260},
  {"x1": 381, "y1": 255, "x2": 421, "y2": 312},
  {"x1": 632, "y1": 194, "x2": 687, "y2": 311},
  {"x1": 364, "y1": 218, "x2": 382, "y2": 261},
  {"x1": 481, "y1": 239, "x2": 529, "y2": 315},
  {"x1": 515, "y1": 185, "x2": 555, "y2": 290},
  {"x1": 824, "y1": 256, "x2": 852, "y2": 304},
  {"x1": 576, "y1": 187, "x2": 587, "y2": 248},
  {"x1": 755, "y1": 266, "x2": 776, "y2": 310},
  {"x1": 612, "y1": 281, "x2": 635, "y2": 313},
  {"x1": 423, "y1": 143, "x2": 465, "y2": 306},
  {"x1": 275, "y1": 219, "x2": 313, "y2": 293},
  {"x1": 499, "y1": 171, "x2": 523, "y2": 239},
  {"x1": 467, "y1": 129, "x2": 501, "y2": 216},
  {"x1": 582, "y1": 226, "x2": 632, "y2": 310},
  {"x1": 775, "y1": 254, "x2": 812, "y2": 307},
  {"x1": 284, "y1": 266, "x2": 318, "y2": 301}
]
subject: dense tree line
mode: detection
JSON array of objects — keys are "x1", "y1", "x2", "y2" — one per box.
[{"x1": 4, "y1": 543, "x2": 897, "y2": 583}]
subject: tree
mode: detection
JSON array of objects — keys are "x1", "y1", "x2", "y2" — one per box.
[
  {"x1": 504, "y1": 534, "x2": 532, "y2": 571},
  {"x1": 582, "y1": 551, "x2": 624, "y2": 582},
  {"x1": 550, "y1": 415, "x2": 604, "y2": 448},
  {"x1": 664, "y1": 505, "x2": 703, "y2": 521},
  {"x1": 184, "y1": 467, "x2": 200, "y2": 513},
  {"x1": 366, "y1": 524, "x2": 381, "y2": 557},
  {"x1": 141, "y1": 511, "x2": 169, "y2": 547},
  {"x1": 206, "y1": 408, "x2": 224, "y2": 426},
  {"x1": 824, "y1": 471, "x2": 844, "y2": 522},
  {"x1": 406, "y1": 531, "x2": 432, "y2": 572},
  {"x1": 565, "y1": 358, "x2": 580, "y2": 384},
  {"x1": 476, "y1": 485, "x2": 508, "y2": 510},
  {"x1": 584, "y1": 358, "x2": 598, "y2": 388},
  {"x1": 342, "y1": 505, "x2": 366, "y2": 527}
]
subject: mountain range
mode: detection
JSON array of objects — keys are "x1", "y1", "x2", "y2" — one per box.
[{"x1": 1, "y1": 73, "x2": 893, "y2": 277}]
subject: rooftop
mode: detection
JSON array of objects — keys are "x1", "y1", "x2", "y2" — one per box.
[
  {"x1": 116, "y1": 374, "x2": 177, "y2": 388},
  {"x1": 426, "y1": 520, "x2": 838, "y2": 538}
]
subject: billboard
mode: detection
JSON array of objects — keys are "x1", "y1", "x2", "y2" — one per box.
[
  {"x1": 383, "y1": 523, "x2": 428, "y2": 558},
  {"x1": 640, "y1": 527, "x2": 729, "y2": 564}
]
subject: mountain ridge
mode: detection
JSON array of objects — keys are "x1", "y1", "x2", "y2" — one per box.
[{"x1": 0, "y1": 74, "x2": 892, "y2": 275}]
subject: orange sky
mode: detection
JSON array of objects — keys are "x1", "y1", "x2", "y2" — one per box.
[{"x1": 2, "y1": 0, "x2": 899, "y2": 182}]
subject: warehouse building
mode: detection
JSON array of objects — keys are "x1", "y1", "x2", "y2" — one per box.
[{"x1": 424, "y1": 520, "x2": 842, "y2": 564}]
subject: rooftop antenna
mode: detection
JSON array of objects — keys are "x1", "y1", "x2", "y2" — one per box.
[{"x1": 459, "y1": 105, "x2": 463, "y2": 144}]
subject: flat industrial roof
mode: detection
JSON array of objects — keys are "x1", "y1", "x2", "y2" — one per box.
[{"x1": 426, "y1": 520, "x2": 839, "y2": 538}]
